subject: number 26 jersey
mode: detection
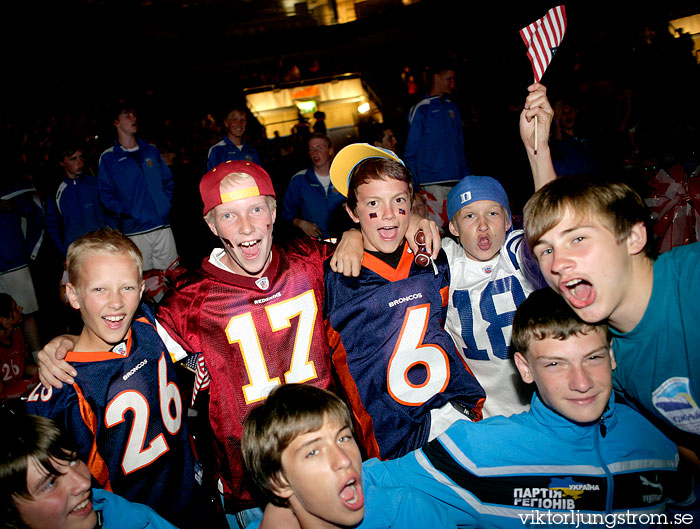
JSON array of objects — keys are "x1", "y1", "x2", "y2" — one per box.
[{"x1": 26, "y1": 304, "x2": 203, "y2": 528}]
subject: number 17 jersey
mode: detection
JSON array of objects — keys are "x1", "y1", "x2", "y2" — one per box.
[{"x1": 156, "y1": 238, "x2": 335, "y2": 513}]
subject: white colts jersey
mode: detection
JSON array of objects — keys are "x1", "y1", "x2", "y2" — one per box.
[{"x1": 443, "y1": 231, "x2": 546, "y2": 418}]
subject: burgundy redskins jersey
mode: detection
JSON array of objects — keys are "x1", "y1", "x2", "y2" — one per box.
[{"x1": 157, "y1": 238, "x2": 335, "y2": 512}]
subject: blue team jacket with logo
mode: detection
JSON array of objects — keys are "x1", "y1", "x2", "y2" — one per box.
[
  {"x1": 98, "y1": 138, "x2": 174, "y2": 236},
  {"x1": 361, "y1": 394, "x2": 690, "y2": 528}
]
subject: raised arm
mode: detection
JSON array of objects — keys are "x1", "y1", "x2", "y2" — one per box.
[{"x1": 519, "y1": 83, "x2": 557, "y2": 191}]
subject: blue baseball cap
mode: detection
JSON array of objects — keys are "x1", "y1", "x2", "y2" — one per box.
[{"x1": 446, "y1": 175, "x2": 511, "y2": 223}]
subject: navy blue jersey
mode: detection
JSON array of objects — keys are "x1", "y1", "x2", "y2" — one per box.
[
  {"x1": 324, "y1": 242, "x2": 485, "y2": 460},
  {"x1": 26, "y1": 304, "x2": 204, "y2": 528}
]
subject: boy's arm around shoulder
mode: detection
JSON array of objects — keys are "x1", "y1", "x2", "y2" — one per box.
[{"x1": 37, "y1": 335, "x2": 79, "y2": 388}]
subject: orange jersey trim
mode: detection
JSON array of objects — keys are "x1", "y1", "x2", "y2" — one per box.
[
  {"x1": 326, "y1": 324, "x2": 382, "y2": 459},
  {"x1": 66, "y1": 330, "x2": 134, "y2": 362},
  {"x1": 72, "y1": 383, "x2": 112, "y2": 491},
  {"x1": 362, "y1": 242, "x2": 413, "y2": 282}
]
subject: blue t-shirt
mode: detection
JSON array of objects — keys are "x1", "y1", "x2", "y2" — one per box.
[{"x1": 611, "y1": 241, "x2": 700, "y2": 446}]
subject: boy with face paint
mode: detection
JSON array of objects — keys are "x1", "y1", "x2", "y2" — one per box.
[
  {"x1": 333, "y1": 85, "x2": 558, "y2": 419},
  {"x1": 153, "y1": 160, "x2": 338, "y2": 525},
  {"x1": 324, "y1": 144, "x2": 485, "y2": 461}
]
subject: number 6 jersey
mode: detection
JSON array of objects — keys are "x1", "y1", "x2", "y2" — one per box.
[
  {"x1": 324, "y1": 242, "x2": 485, "y2": 461},
  {"x1": 26, "y1": 304, "x2": 205, "y2": 528}
]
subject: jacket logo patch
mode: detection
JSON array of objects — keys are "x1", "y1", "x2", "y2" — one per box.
[
  {"x1": 652, "y1": 377, "x2": 700, "y2": 434},
  {"x1": 513, "y1": 478, "x2": 599, "y2": 509},
  {"x1": 639, "y1": 475, "x2": 664, "y2": 504},
  {"x1": 146, "y1": 159, "x2": 153, "y2": 167}
]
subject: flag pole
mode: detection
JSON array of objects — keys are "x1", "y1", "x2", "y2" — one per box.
[
  {"x1": 534, "y1": 74, "x2": 538, "y2": 155},
  {"x1": 534, "y1": 116, "x2": 538, "y2": 155}
]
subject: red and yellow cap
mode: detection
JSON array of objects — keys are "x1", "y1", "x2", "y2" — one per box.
[{"x1": 200, "y1": 160, "x2": 276, "y2": 216}]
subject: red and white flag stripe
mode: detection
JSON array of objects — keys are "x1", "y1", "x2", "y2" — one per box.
[{"x1": 520, "y1": 5, "x2": 567, "y2": 82}]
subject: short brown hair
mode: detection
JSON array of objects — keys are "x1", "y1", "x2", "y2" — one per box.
[
  {"x1": 511, "y1": 287, "x2": 610, "y2": 355},
  {"x1": 1, "y1": 412, "x2": 80, "y2": 529},
  {"x1": 308, "y1": 133, "x2": 332, "y2": 150},
  {"x1": 242, "y1": 384, "x2": 352, "y2": 507},
  {"x1": 346, "y1": 158, "x2": 413, "y2": 212},
  {"x1": 66, "y1": 228, "x2": 143, "y2": 286},
  {"x1": 523, "y1": 176, "x2": 656, "y2": 259}
]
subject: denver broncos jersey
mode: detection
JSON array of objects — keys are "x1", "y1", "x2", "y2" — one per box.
[
  {"x1": 324, "y1": 242, "x2": 485, "y2": 461},
  {"x1": 25, "y1": 304, "x2": 204, "y2": 528},
  {"x1": 443, "y1": 231, "x2": 546, "y2": 418},
  {"x1": 156, "y1": 238, "x2": 335, "y2": 512}
]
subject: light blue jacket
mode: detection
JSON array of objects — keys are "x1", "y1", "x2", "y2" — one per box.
[
  {"x1": 361, "y1": 394, "x2": 687, "y2": 528},
  {"x1": 95, "y1": 488, "x2": 177, "y2": 529}
]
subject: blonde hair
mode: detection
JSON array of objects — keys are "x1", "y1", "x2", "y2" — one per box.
[{"x1": 66, "y1": 228, "x2": 143, "y2": 286}]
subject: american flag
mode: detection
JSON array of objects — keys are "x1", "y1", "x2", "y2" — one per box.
[
  {"x1": 187, "y1": 353, "x2": 211, "y2": 406},
  {"x1": 520, "y1": 5, "x2": 567, "y2": 82}
]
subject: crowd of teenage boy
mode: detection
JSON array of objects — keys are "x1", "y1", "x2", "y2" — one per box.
[{"x1": 1, "y1": 22, "x2": 699, "y2": 528}]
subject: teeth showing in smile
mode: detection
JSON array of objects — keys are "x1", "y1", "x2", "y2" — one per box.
[
  {"x1": 566, "y1": 279, "x2": 582, "y2": 287},
  {"x1": 240, "y1": 241, "x2": 258, "y2": 247},
  {"x1": 72, "y1": 499, "x2": 89, "y2": 512},
  {"x1": 103, "y1": 315, "x2": 125, "y2": 322}
]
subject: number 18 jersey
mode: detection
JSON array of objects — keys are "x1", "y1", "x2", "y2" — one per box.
[
  {"x1": 443, "y1": 232, "x2": 546, "y2": 419},
  {"x1": 324, "y1": 242, "x2": 485, "y2": 461}
]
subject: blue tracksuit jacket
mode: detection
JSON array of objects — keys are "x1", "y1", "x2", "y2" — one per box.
[
  {"x1": 98, "y1": 138, "x2": 174, "y2": 236},
  {"x1": 207, "y1": 136, "x2": 261, "y2": 171},
  {"x1": 404, "y1": 95, "x2": 468, "y2": 186},
  {"x1": 46, "y1": 173, "x2": 109, "y2": 255}
]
